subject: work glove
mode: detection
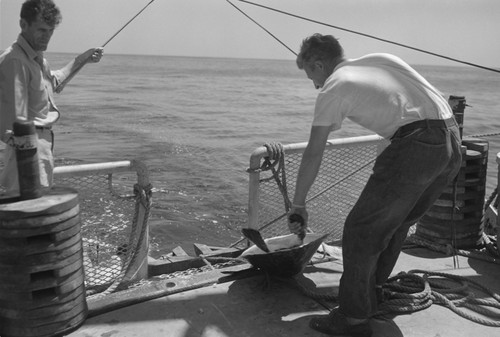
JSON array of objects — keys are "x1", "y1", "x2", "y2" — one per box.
[{"x1": 288, "y1": 205, "x2": 308, "y2": 240}]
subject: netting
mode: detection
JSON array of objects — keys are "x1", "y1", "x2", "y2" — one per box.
[
  {"x1": 247, "y1": 135, "x2": 386, "y2": 243},
  {"x1": 52, "y1": 162, "x2": 151, "y2": 296}
]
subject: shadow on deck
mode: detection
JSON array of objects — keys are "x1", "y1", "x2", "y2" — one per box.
[{"x1": 67, "y1": 246, "x2": 500, "y2": 337}]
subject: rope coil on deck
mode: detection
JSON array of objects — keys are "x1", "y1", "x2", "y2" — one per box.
[{"x1": 377, "y1": 270, "x2": 500, "y2": 327}]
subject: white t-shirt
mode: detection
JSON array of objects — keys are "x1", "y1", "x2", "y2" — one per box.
[{"x1": 312, "y1": 53, "x2": 453, "y2": 139}]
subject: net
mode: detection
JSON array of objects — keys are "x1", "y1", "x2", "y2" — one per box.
[
  {"x1": 53, "y1": 161, "x2": 151, "y2": 296},
  {"x1": 247, "y1": 135, "x2": 386, "y2": 243}
]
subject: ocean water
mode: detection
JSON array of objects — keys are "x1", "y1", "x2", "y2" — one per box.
[{"x1": 45, "y1": 53, "x2": 500, "y2": 257}]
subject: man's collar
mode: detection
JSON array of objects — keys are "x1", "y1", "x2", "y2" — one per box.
[
  {"x1": 332, "y1": 57, "x2": 348, "y2": 73},
  {"x1": 16, "y1": 34, "x2": 41, "y2": 61}
]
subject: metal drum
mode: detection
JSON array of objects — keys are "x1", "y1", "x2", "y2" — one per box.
[
  {"x1": 415, "y1": 138, "x2": 489, "y2": 249},
  {"x1": 0, "y1": 187, "x2": 87, "y2": 337}
]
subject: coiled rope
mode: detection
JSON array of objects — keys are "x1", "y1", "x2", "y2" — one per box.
[
  {"x1": 377, "y1": 270, "x2": 500, "y2": 327},
  {"x1": 381, "y1": 175, "x2": 500, "y2": 325},
  {"x1": 262, "y1": 142, "x2": 292, "y2": 211}
]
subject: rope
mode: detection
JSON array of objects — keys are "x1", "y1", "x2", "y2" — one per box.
[
  {"x1": 100, "y1": 0, "x2": 158, "y2": 48},
  {"x1": 377, "y1": 270, "x2": 500, "y2": 327},
  {"x1": 219, "y1": 242, "x2": 500, "y2": 325},
  {"x1": 466, "y1": 131, "x2": 500, "y2": 138},
  {"x1": 406, "y1": 234, "x2": 500, "y2": 265},
  {"x1": 202, "y1": 256, "x2": 248, "y2": 265},
  {"x1": 225, "y1": 0, "x2": 297, "y2": 56},
  {"x1": 262, "y1": 142, "x2": 292, "y2": 211},
  {"x1": 56, "y1": 0, "x2": 158, "y2": 93},
  {"x1": 450, "y1": 172, "x2": 460, "y2": 268}
]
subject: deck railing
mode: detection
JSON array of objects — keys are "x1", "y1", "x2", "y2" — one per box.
[
  {"x1": 54, "y1": 160, "x2": 151, "y2": 295},
  {"x1": 246, "y1": 134, "x2": 387, "y2": 242}
]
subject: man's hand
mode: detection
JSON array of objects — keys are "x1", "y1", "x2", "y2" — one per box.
[
  {"x1": 77, "y1": 47, "x2": 104, "y2": 64},
  {"x1": 55, "y1": 48, "x2": 104, "y2": 93},
  {"x1": 288, "y1": 205, "x2": 308, "y2": 237}
]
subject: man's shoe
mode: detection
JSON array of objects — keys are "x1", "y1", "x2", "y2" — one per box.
[{"x1": 309, "y1": 309, "x2": 372, "y2": 337}]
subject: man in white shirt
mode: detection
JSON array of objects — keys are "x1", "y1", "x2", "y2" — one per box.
[
  {"x1": 288, "y1": 33, "x2": 462, "y2": 336},
  {"x1": 0, "y1": 0, "x2": 103, "y2": 195}
]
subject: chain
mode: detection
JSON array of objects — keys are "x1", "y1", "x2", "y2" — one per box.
[{"x1": 466, "y1": 132, "x2": 500, "y2": 138}]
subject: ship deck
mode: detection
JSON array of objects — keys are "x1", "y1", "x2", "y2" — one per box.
[{"x1": 68, "y1": 245, "x2": 500, "y2": 337}]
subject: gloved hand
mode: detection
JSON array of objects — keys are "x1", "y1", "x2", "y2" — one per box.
[{"x1": 288, "y1": 205, "x2": 308, "y2": 239}]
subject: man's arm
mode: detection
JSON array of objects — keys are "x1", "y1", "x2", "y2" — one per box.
[
  {"x1": 292, "y1": 125, "x2": 331, "y2": 206},
  {"x1": 52, "y1": 48, "x2": 103, "y2": 93},
  {"x1": 288, "y1": 124, "x2": 331, "y2": 235}
]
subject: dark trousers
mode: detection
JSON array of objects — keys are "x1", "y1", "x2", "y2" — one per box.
[{"x1": 338, "y1": 119, "x2": 462, "y2": 319}]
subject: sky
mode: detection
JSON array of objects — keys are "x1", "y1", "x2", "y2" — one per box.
[{"x1": 1, "y1": 0, "x2": 499, "y2": 67}]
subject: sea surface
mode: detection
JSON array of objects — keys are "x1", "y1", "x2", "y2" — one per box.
[{"x1": 45, "y1": 53, "x2": 500, "y2": 257}]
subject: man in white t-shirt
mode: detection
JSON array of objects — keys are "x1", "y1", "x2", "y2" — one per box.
[{"x1": 287, "y1": 33, "x2": 462, "y2": 336}]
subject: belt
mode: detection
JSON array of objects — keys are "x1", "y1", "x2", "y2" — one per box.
[
  {"x1": 35, "y1": 125, "x2": 52, "y2": 130},
  {"x1": 391, "y1": 118, "x2": 456, "y2": 140}
]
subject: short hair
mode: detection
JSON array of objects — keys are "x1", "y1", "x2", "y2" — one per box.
[
  {"x1": 296, "y1": 34, "x2": 344, "y2": 69},
  {"x1": 20, "y1": 0, "x2": 62, "y2": 26}
]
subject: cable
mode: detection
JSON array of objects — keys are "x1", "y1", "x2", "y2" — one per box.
[
  {"x1": 101, "y1": 0, "x2": 157, "y2": 48},
  {"x1": 55, "y1": 0, "x2": 158, "y2": 93},
  {"x1": 236, "y1": 0, "x2": 500, "y2": 74},
  {"x1": 226, "y1": 0, "x2": 296, "y2": 56}
]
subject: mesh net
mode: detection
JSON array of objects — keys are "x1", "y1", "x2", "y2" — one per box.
[
  {"x1": 0, "y1": 159, "x2": 151, "y2": 296},
  {"x1": 54, "y1": 172, "x2": 138, "y2": 293},
  {"x1": 250, "y1": 137, "x2": 385, "y2": 243}
]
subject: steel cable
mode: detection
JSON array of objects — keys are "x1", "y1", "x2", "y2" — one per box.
[{"x1": 233, "y1": 0, "x2": 500, "y2": 74}]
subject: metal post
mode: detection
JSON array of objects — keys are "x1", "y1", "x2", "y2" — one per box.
[{"x1": 448, "y1": 95, "x2": 466, "y2": 139}]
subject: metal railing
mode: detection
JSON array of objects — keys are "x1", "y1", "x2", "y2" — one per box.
[
  {"x1": 246, "y1": 135, "x2": 387, "y2": 242},
  {"x1": 54, "y1": 160, "x2": 151, "y2": 294}
]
